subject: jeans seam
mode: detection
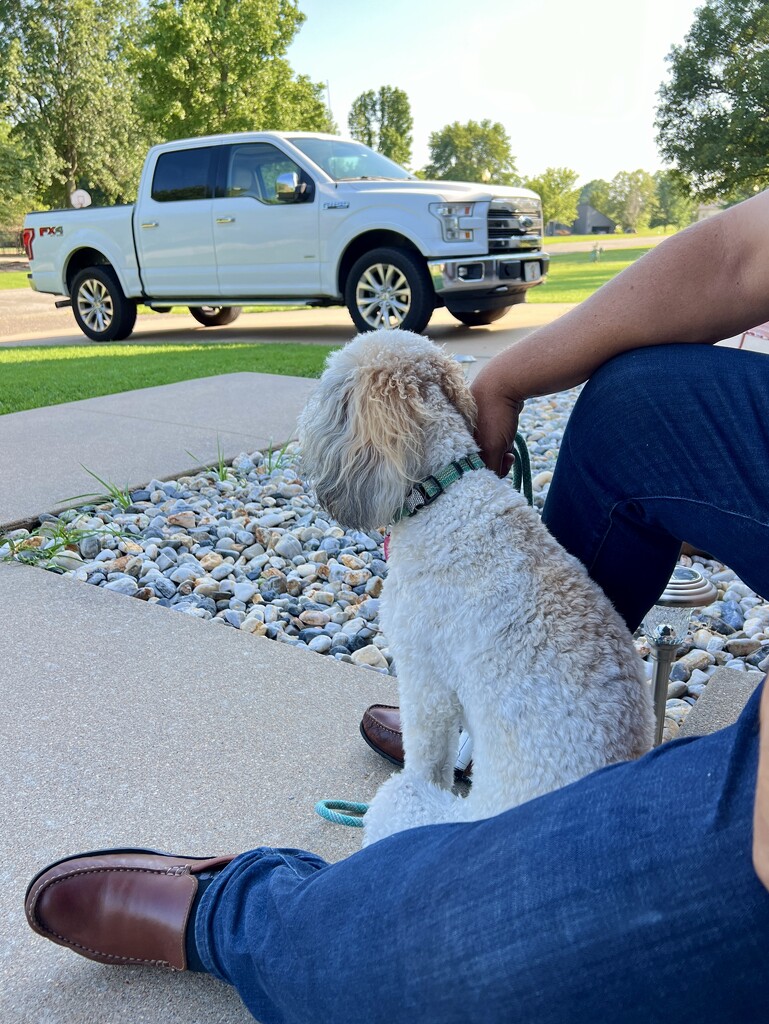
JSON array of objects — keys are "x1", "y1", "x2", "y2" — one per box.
[{"x1": 587, "y1": 495, "x2": 769, "y2": 577}]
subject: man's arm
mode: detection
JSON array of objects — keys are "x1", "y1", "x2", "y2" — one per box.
[{"x1": 471, "y1": 189, "x2": 769, "y2": 473}]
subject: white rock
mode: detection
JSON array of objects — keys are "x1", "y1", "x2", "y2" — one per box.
[
  {"x1": 351, "y1": 645, "x2": 389, "y2": 669},
  {"x1": 233, "y1": 582, "x2": 257, "y2": 603}
]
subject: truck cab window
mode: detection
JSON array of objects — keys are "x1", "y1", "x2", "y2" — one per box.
[
  {"x1": 151, "y1": 147, "x2": 216, "y2": 202},
  {"x1": 223, "y1": 144, "x2": 313, "y2": 204}
]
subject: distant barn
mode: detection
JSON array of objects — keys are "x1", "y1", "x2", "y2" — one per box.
[{"x1": 571, "y1": 203, "x2": 617, "y2": 235}]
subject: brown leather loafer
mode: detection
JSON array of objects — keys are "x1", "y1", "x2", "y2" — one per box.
[
  {"x1": 360, "y1": 704, "x2": 405, "y2": 767},
  {"x1": 25, "y1": 847, "x2": 234, "y2": 971},
  {"x1": 360, "y1": 704, "x2": 473, "y2": 781}
]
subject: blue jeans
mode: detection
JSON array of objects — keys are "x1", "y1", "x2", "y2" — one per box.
[{"x1": 196, "y1": 345, "x2": 769, "y2": 1023}]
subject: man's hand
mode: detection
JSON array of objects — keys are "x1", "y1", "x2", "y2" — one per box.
[
  {"x1": 753, "y1": 682, "x2": 769, "y2": 892},
  {"x1": 470, "y1": 371, "x2": 524, "y2": 477}
]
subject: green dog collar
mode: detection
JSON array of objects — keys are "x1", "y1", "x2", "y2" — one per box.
[{"x1": 393, "y1": 453, "x2": 485, "y2": 523}]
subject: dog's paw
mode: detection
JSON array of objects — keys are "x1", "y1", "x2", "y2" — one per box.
[{"x1": 362, "y1": 770, "x2": 462, "y2": 846}]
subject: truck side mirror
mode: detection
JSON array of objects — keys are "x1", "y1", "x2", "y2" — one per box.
[{"x1": 275, "y1": 172, "x2": 307, "y2": 203}]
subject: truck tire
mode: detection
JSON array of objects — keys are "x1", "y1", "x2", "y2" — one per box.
[
  {"x1": 345, "y1": 247, "x2": 434, "y2": 334},
  {"x1": 449, "y1": 306, "x2": 512, "y2": 327},
  {"x1": 189, "y1": 306, "x2": 242, "y2": 326},
  {"x1": 71, "y1": 266, "x2": 137, "y2": 342}
]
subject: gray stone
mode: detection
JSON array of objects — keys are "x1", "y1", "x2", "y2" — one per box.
[
  {"x1": 275, "y1": 535, "x2": 303, "y2": 560},
  {"x1": 669, "y1": 661, "x2": 691, "y2": 683},
  {"x1": 151, "y1": 577, "x2": 176, "y2": 600},
  {"x1": 169, "y1": 563, "x2": 203, "y2": 583},
  {"x1": 666, "y1": 680, "x2": 688, "y2": 699},
  {"x1": 721, "y1": 600, "x2": 745, "y2": 629},
  {"x1": 103, "y1": 577, "x2": 138, "y2": 596},
  {"x1": 233, "y1": 582, "x2": 257, "y2": 604},
  {"x1": 79, "y1": 535, "x2": 101, "y2": 560}
]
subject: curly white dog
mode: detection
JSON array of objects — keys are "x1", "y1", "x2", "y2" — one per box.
[{"x1": 299, "y1": 329, "x2": 654, "y2": 846}]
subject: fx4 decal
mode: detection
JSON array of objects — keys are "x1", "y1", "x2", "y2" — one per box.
[{"x1": 39, "y1": 226, "x2": 63, "y2": 236}]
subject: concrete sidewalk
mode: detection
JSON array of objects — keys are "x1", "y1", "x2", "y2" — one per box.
[{"x1": 0, "y1": 559, "x2": 396, "y2": 1023}]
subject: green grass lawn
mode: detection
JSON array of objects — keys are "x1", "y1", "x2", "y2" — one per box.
[
  {"x1": 529, "y1": 246, "x2": 652, "y2": 304},
  {"x1": 0, "y1": 271, "x2": 30, "y2": 289},
  {"x1": 0, "y1": 342, "x2": 336, "y2": 416},
  {"x1": 544, "y1": 228, "x2": 677, "y2": 245}
]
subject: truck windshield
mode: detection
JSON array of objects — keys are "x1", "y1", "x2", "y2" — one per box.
[{"x1": 289, "y1": 138, "x2": 415, "y2": 182}]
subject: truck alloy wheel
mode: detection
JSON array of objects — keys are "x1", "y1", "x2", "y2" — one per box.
[
  {"x1": 189, "y1": 306, "x2": 242, "y2": 327},
  {"x1": 71, "y1": 266, "x2": 137, "y2": 342},
  {"x1": 345, "y1": 246, "x2": 433, "y2": 334}
]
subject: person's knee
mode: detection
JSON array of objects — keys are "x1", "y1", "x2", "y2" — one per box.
[{"x1": 563, "y1": 344, "x2": 710, "y2": 461}]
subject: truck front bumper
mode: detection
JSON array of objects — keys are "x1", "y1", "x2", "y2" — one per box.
[{"x1": 427, "y1": 252, "x2": 549, "y2": 310}]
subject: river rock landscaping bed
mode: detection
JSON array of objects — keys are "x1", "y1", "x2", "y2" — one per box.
[{"x1": 3, "y1": 389, "x2": 767, "y2": 741}]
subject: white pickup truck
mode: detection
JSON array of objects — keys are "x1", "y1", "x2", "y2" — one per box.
[{"x1": 22, "y1": 132, "x2": 548, "y2": 342}]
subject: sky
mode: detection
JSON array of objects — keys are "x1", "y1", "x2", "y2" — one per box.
[{"x1": 286, "y1": 0, "x2": 704, "y2": 185}]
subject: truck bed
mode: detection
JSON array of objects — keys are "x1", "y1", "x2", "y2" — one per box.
[{"x1": 25, "y1": 205, "x2": 138, "y2": 297}]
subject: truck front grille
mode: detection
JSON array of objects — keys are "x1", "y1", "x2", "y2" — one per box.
[{"x1": 488, "y1": 198, "x2": 543, "y2": 252}]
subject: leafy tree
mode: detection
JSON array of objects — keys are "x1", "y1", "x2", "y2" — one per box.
[
  {"x1": 131, "y1": 0, "x2": 333, "y2": 141},
  {"x1": 523, "y1": 167, "x2": 580, "y2": 229},
  {"x1": 423, "y1": 119, "x2": 520, "y2": 185},
  {"x1": 0, "y1": 119, "x2": 40, "y2": 232},
  {"x1": 651, "y1": 169, "x2": 696, "y2": 230},
  {"x1": 348, "y1": 86, "x2": 413, "y2": 166},
  {"x1": 579, "y1": 179, "x2": 611, "y2": 215},
  {"x1": 656, "y1": 0, "x2": 769, "y2": 199},
  {"x1": 606, "y1": 169, "x2": 657, "y2": 232},
  {"x1": 0, "y1": 0, "x2": 143, "y2": 209}
]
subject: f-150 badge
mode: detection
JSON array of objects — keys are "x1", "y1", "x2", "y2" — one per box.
[{"x1": 322, "y1": 201, "x2": 349, "y2": 210}]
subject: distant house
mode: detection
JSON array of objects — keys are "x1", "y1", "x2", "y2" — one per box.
[{"x1": 571, "y1": 203, "x2": 617, "y2": 235}]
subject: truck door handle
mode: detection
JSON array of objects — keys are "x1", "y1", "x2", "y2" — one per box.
[
  {"x1": 216, "y1": 217, "x2": 236, "y2": 224},
  {"x1": 141, "y1": 221, "x2": 158, "y2": 228}
]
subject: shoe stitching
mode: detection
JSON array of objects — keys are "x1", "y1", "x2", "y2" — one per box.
[
  {"x1": 28, "y1": 867, "x2": 191, "y2": 969},
  {"x1": 367, "y1": 724, "x2": 402, "y2": 741},
  {"x1": 363, "y1": 714, "x2": 402, "y2": 743}
]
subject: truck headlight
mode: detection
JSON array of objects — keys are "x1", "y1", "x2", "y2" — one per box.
[{"x1": 430, "y1": 202, "x2": 475, "y2": 242}]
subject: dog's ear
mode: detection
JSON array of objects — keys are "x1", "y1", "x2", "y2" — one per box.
[
  {"x1": 434, "y1": 351, "x2": 477, "y2": 430},
  {"x1": 299, "y1": 360, "x2": 429, "y2": 531}
]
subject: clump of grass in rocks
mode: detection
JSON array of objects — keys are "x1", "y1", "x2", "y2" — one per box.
[
  {"x1": 0, "y1": 519, "x2": 125, "y2": 572},
  {"x1": 63, "y1": 465, "x2": 134, "y2": 511}
]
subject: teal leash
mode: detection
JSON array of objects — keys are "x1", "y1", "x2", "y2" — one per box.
[
  {"x1": 316, "y1": 435, "x2": 533, "y2": 830},
  {"x1": 315, "y1": 799, "x2": 368, "y2": 827}
]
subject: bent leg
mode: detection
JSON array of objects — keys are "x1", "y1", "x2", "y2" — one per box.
[
  {"x1": 542, "y1": 344, "x2": 769, "y2": 629},
  {"x1": 196, "y1": 683, "x2": 769, "y2": 1024}
]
